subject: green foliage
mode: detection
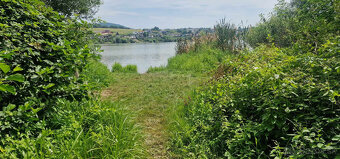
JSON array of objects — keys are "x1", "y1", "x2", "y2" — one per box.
[
  {"x1": 246, "y1": 0, "x2": 339, "y2": 53},
  {"x1": 42, "y1": 0, "x2": 102, "y2": 19},
  {"x1": 176, "y1": 38, "x2": 191, "y2": 55},
  {"x1": 112, "y1": 62, "x2": 124, "y2": 72},
  {"x1": 0, "y1": 0, "x2": 145, "y2": 158},
  {"x1": 168, "y1": 1, "x2": 339, "y2": 158},
  {"x1": 83, "y1": 59, "x2": 112, "y2": 90},
  {"x1": 215, "y1": 19, "x2": 236, "y2": 52},
  {"x1": 147, "y1": 66, "x2": 166, "y2": 73},
  {"x1": 0, "y1": 0, "x2": 98, "y2": 138},
  {"x1": 214, "y1": 19, "x2": 248, "y2": 53},
  {"x1": 150, "y1": 37, "x2": 225, "y2": 74},
  {"x1": 166, "y1": 45, "x2": 225, "y2": 74},
  {"x1": 171, "y1": 45, "x2": 339, "y2": 158},
  {"x1": 124, "y1": 65, "x2": 138, "y2": 73},
  {"x1": 0, "y1": 99, "x2": 145, "y2": 158},
  {"x1": 152, "y1": 26, "x2": 160, "y2": 31},
  {"x1": 111, "y1": 63, "x2": 138, "y2": 73}
]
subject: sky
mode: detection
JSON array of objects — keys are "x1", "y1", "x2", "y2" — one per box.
[{"x1": 95, "y1": 0, "x2": 279, "y2": 29}]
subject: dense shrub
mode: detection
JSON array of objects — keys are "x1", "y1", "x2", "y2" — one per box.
[
  {"x1": 171, "y1": 45, "x2": 339, "y2": 158},
  {"x1": 0, "y1": 1, "x2": 146, "y2": 158},
  {"x1": 169, "y1": 1, "x2": 339, "y2": 157},
  {"x1": 246, "y1": 0, "x2": 339, "y2": 53},
  {"x1": 0, "y1": 0, "x2": 97, "y2": 139}
]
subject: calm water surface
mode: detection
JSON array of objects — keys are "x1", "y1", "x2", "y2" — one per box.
[{"x1": 100, "y1": 42, "x2": 176, "y2": 73}]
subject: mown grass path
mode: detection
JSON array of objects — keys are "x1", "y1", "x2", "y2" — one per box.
[{"x1": 101, "y1": 73, "x2": 204, "y2": 158}]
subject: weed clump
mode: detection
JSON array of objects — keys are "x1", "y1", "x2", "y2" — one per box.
[
  {"x1": 112, "y1": 62, "x2": 124, "y2": 72},
  {"x1": 124, "y1": 65, "x2": 138, "y2": 73},
  {"x1": 112, "y1": 62, "x2": 138, "y2": 73}
]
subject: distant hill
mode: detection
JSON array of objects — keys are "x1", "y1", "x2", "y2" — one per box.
[{"x1": 93, "y1": 22, "x2": 130, "y2": 29}]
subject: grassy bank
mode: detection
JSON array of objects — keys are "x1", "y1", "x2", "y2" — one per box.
[
  {"x1": 95, "y1": 40, "x2": 226, "y2": 158},
  {"x1": 101, "y1": 72, "x2": 206, "y2": 158},
  {"x1": 148, "y1": 44, "x2": 226, "y2": 75}
]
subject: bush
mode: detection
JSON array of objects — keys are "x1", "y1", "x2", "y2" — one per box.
[
  {"x1": 246, "y1": 0, "x2": 339, "y2": 53},
  {"x1": 171, "y1": 45, "x2": 339, "y2": 158},
  {"x1": 0, "y1": 0, "x2": 145, "y2": 158},
  {"x1": 0, "y1": 0, "x2": 97, "y2": 138}
]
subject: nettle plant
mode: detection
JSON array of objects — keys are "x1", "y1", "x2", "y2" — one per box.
[{"x1": 0, "y1": 0, "x2": 97, "y2": 137}]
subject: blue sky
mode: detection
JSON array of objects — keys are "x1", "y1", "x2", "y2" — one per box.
[{"x1": 95, "y1": 0, "x2": 279, "y2": 29}]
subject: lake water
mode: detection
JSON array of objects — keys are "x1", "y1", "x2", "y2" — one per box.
[{"x1": 100, "y1": 42, "x2": 176, "y2": 73}]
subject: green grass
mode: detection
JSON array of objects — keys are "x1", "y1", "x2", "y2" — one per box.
[
  {"x1": 148, "y1": 44, "x2": 227, "y2": 74},
  {"x1": 0, "y1": 59, "x2": 146, "y2": 159},
  {"x1": 93, "y1": 28, "x2": 141, "y2": 35},
  {"x1": 101, "y1": 73, "x2": 206, "y2": 158},
  {"x1": 0, "y1": 99, "x2": 146, "y2": 159},
  {"x1": 84, "y1": 59, "x2": 113, "y2": 90},
  {"x1": 112, "y1": 63, "x2": 138, "y2": 73}
]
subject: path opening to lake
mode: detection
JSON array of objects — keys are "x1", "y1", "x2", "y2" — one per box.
[{"x1": 100, "y1": 42, "x2": 176, "y2": 74}]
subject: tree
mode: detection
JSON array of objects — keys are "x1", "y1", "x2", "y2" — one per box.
[
  {"x1": 152, "y1": 26, "x2": 160, "y2": 31},
  {"x1": 42, "y1": 0, "x2": 102, "y2": 19}
]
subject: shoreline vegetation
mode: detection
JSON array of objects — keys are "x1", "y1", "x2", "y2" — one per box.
[
  {"x1": 1, "y1": 0, "x2": 339, "y2": 158},
  {"x1": 94, "y1": 27, "x2": 214, "y2": 44}
]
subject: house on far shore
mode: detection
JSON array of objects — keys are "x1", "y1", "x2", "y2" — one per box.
[{"x1": 101, "y1": 30, "x2": 112, "y2": 35}]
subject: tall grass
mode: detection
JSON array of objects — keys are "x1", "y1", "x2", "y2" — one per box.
[
  {"x1": 149, "y1": 45, "x2": 226, "y2": 74},
  {"x1": 112, "y1": 62, "x2": 138, "y2": 73},
  {"x1": 214, "y1": 18, "x2": 248, "y2": 52},
  {"x1": 176, "y1": 34, "x2": 216, "y2": 55},
  {"x1": 175, "y1": 38, "x2": 191, "y2": 55},
  {"x1": 84, "y1": 59, "x2": 112, "y2": 90},
  {"x1": 0, "y1": 99, "x2": 146, "y2": 158},
  {"x1": 1, "y1": 59, "x2": 146, "y2": 158},
  {"x1": 149, "y1": 34, "x2": 223, "y2": 74}
]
